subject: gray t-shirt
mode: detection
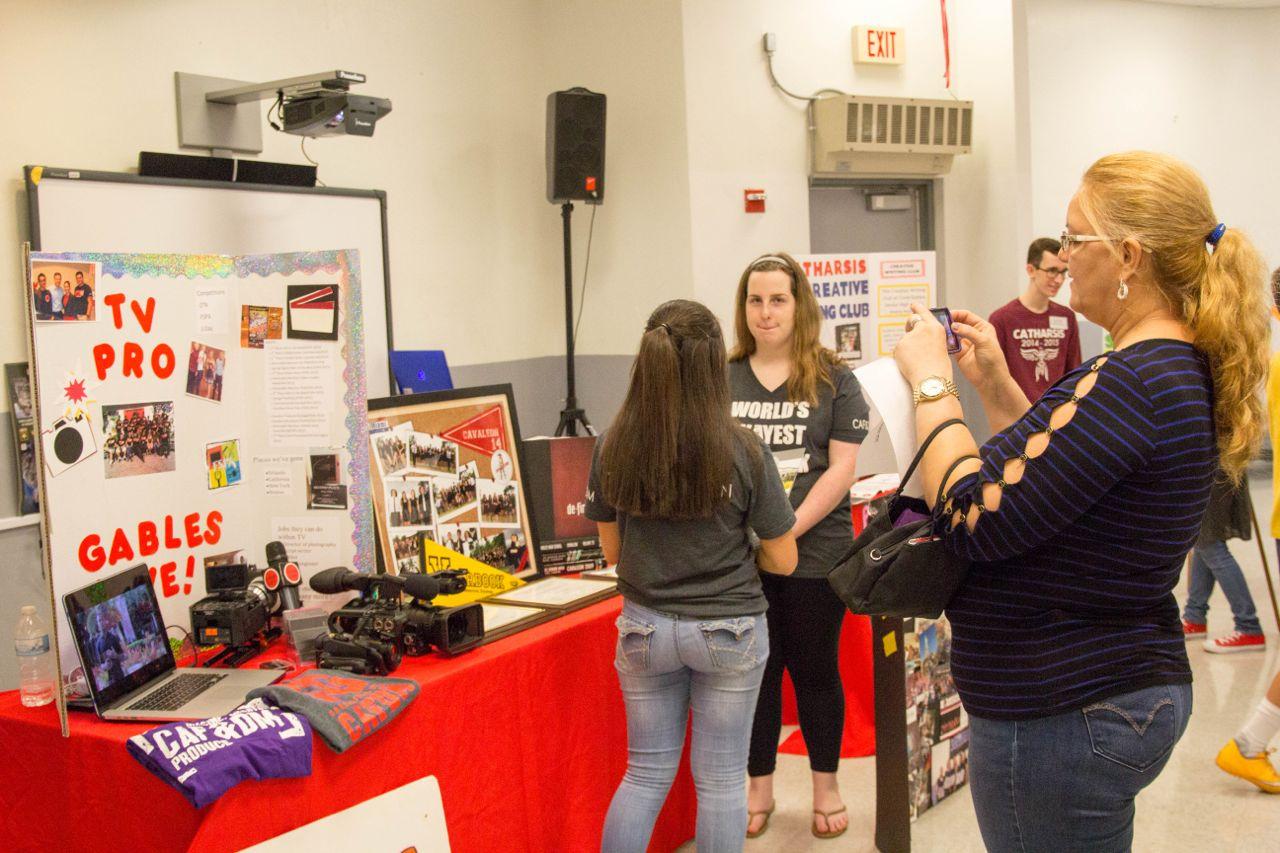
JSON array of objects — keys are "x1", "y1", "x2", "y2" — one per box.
[
  {"x1": 728, "y1": 359, "x2": 870, "y2": 578},
  {"x1": 585, "y1": 432, "x2": 795, "y2": 618}
]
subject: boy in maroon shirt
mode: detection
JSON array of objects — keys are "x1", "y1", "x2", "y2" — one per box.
[{"x1": 989, "y1": 237, "x2": 1081, "y2": 401}]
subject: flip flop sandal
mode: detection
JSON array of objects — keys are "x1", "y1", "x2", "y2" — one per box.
[
  {"x1": 812, "y1": 806, "x2": 848, "y2": 839},
  {"x1": 746, "y1": 802, "x2": 776, "y2": 839}
]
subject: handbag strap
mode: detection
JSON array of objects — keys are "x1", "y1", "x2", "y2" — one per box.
[
  {"x1": 896, "y1": 418, "x2": 966, "y2": 498},
  {"x1": 936, "y1": 454, "x2": 980, "y2": 507}
]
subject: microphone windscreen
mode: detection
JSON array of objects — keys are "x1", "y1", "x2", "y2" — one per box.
[
  {"x1": 266, "y1": 540, "x2": 288, "y2": 566},
  {"x1": 401, "y1": 573, "x2": 441, "y2": 601},
  {"x1": 309, "y1": 566, "x2": 356, "y2": 595}
]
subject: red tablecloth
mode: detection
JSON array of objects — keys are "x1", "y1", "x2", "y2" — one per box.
[
  {"x1": 0, "y1": 598, "x2": 696, "y2": 853},
  {"x1": 776, "y1": 494, "x2": 887, "y2": 759}
]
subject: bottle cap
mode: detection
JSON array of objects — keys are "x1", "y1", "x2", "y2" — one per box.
[{"x1": 20, "y1": 605, "x2": 36, "y2": 614}]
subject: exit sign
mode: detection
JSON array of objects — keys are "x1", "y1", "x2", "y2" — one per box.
[{"x1": 854, "y1": 26, "x2": 905, "y2": 65}]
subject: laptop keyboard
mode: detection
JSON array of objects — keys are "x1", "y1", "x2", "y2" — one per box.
[{"x1": 125, "y1": 673, "x2": 225, "y2": 712}]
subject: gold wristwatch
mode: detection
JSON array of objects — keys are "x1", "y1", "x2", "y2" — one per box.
[{"x1": 912, "y1": 375, "x2": 959, "y2": 408}]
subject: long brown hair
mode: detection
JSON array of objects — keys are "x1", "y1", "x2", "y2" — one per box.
[
  {"x1": 728, "y1": 251, "x2": 842, "y2": 405},
  {"x1": 600, "y1": 299, "x2": 760, "y2": 519},
  {"x1": 1078, "y1": 151, "x2": 1269, "y2": 481}
]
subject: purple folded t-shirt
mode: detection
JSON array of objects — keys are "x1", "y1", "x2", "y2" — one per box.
[{"x1": 126, "y1": 698, "x2": 313, "y2": 808}]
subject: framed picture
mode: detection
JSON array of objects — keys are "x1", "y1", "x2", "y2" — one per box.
[
  {"x1": 487, "y1": 576, "x2": 616, "y2": 611},
  {"x1": 6, "y1": 363, "x2": 38, "y2": 514},
  {"x1": 367, "y1": 384, "x2": 540, "y2": 581},
  {"x1": 5, "y1": 363, "x2": 33, "y2": 420}
]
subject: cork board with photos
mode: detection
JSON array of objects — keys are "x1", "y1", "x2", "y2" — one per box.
[{"x1": 367, "y1": 384, "x2": 538, "y2": 600}]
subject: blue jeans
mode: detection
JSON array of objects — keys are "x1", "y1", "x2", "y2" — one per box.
[
  {"x1": 968, "y1": 682, "x2": 1192, "y2": 853},
  {"x1": 601, "y1": 600, "x2": 768, "y2": 853},
  {"x1": 1183, "y1": 540, "x2": 1262, "y2": 634}
]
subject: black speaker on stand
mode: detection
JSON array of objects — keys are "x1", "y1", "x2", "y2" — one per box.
[{"x1": 546, "y1": 87, "x2": 606, "y2": 437}]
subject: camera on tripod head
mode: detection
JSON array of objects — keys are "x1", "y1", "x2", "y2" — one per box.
[
  {"x1": 190, "y1": 562, "x2": 276, "y2": 647},
  {"x1": 309, "y1": 567, "x2": 484, "y2": 675}
]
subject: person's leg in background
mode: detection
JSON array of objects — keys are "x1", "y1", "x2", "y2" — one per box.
[
  {"x1": 1181, "y1": 547, "x2": 1214, "y2": 637},
  {"x1": 1197, "y1": 539, "x2": 1265, "y2": 652},
  {"x1": 783, "y1": 577, "x2": 849, "y2": 838},
  {"x1": 1217, "y1": 666, "x2": 1280, "y2": 792},
  {"x1": 746, "y1": 573, "x2": 788, "y2": 836},
  {"x1": 601, "y1": 603, "x2": 691, "y2": 853},
  {"x1": 686, "y1": 612, "x2": 769, "y2": 850}
]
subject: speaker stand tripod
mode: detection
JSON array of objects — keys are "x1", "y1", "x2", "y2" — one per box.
[{"x1": 555, "y1": 201, "x2": 595, "y2": 437}]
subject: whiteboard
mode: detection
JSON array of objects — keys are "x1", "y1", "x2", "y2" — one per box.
[{"x1": 25, "y1": 166, "x2": 394, "y2": 397}]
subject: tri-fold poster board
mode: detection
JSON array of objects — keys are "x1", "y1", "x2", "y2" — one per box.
[{"x1": 24, "y1": 247, "x2": 374, "y2": 732}]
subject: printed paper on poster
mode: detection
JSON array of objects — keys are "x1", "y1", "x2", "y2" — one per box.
[{"x1": 266, "y1": 342, "x2": 335, "y2": 448}]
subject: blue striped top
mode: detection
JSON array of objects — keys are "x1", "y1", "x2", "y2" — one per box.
[{"x1": 939, "y1": 340, "x2": 1212, "y2": 720}]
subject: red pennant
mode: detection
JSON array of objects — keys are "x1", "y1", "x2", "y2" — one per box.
[{"x1": 440, "y1": 405, "x2": 508, "y2": 455}]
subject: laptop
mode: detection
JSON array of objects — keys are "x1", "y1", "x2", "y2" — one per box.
[
  {"x1": 389, "y1": 349, "x2": 453, "y2": 395},
  {"x1": 63, "y1": 563, "x2": 283, "y2": 721}
]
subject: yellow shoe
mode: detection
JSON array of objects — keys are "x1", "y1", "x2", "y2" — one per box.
[{"x1": 1216, "y1": 739, "x2": 1280, "y2": 793}]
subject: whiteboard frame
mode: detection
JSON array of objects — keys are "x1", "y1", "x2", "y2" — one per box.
[{"x1": 24, "y1": 165, "x2": 396, "y2": 394}]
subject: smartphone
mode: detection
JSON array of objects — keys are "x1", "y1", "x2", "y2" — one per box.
[{"x1": 930, "y1": 307, "x2": 962, "y2": 354}]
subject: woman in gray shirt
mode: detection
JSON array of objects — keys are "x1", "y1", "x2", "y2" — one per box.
[{"x1": 588, "y1": 299, "x2": 797, "y2": 852}]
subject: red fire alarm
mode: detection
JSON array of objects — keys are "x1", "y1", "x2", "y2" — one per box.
[{"x1": 744, "y1": 188, "x2": 766, "y2": 213}]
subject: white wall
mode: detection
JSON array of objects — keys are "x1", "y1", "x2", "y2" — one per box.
[
  {"x1": 1025, "y1": 0, "x2": 1280, "y2": 307},
  {"x1": 680, "y1": 0, "x2": 1024, "y2": 333},
  {"x1": 0, "y1": 0, "x2": 691, "y2": 369}
]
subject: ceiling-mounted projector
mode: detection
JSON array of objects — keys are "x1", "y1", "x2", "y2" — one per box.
[{"x1": 281, "y1": 93, "x2": 393, "y2": 138}]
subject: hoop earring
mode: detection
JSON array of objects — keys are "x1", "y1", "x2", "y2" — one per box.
[{"x1": 1117, "y1": 279, "x2": 1129, "y2": 301}]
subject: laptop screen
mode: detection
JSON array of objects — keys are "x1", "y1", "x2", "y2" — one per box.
[{"x1": 63, "y1": 563, "x2": 175, "y2": 709}]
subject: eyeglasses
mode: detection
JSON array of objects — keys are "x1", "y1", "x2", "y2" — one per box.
[
  {"x1": 1059, "y1": 230, "x2": 1152, "y2": 255},
  {"x1": 1059, "y1": 230, "x2": 1118, "y2": 253},
  {"x1": 1036, "y1": 266, "x2": 1067, "y2": 279}
]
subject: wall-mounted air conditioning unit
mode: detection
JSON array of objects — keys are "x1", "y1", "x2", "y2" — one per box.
[{"x1": 811, "y1": 95, "x2": 973, "y2": 178}]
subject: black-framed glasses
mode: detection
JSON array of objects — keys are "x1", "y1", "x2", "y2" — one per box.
[{"x1": 1036, "y1": 266, "x2": 1067, "y2": 279}]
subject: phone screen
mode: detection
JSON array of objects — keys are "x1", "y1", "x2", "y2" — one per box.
[{"x1": 930, "y1": 307, "x2": 961, "y2": 354}]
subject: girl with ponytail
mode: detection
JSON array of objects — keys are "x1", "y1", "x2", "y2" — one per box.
[
  {"x1": 889, "y1": 151, "x2": 1270, "y2": 850},
  {"x1": 587, "y1": 299, "x2": 797, "y2": 852}
]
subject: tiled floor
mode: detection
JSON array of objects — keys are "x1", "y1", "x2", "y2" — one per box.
[{"x1": 679, "y1": 469, "x2": 1280, "y2": 852}]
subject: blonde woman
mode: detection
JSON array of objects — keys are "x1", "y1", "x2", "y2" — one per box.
[
  {"x1": 728, "y1": 252, "x2": 869, "y2": 840},
  {"x1": 893, "y1": 151, "x2": 1268, "y2": 851}
]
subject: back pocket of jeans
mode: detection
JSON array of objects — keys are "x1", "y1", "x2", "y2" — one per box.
[
  {"x1": 699, "y1": 617, "x2": 762, "y2": 672},
  {"x1": 1082, "y1": 687, "x2": 1178, "y2": 772},
  {"x1": 616, "y1": 614, "x2": 656, "y2": 672}
]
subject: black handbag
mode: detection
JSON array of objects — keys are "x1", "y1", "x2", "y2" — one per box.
[{"x1": 827, "y1": 418, "x2": 974, "y2": 619}]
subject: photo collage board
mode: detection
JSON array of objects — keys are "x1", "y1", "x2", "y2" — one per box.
[
  {"x1": 367, "y1": 385, "x2": 538, "y2": 606},
  {"x1": 903, "y1": 615, "x2": 968, "y2": 823},
  {"x1": 24, "y1": 249, "x2": 375, "y2": 708},
  {"x1": 5, "y1": 362, "x2": 37, "y2": 514}
]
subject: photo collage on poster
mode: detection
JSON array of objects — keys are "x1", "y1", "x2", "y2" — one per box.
[
  {"x1": 29, "y1": 259, "x2": 349, "y2": 503},
  {"x1": 369, "y1": 396, "x2": 531, "y2": 579},
  {"x1": 903, "y1": 616, "x2": 968, "y2": 822}
]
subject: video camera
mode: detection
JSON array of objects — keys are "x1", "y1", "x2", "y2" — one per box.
[
  {"x1": 309, "y1": 567, "x2": 485, "y2": 675},
  {"x1": 190, "y1": 562, "x2": 276, "y2": 648}
]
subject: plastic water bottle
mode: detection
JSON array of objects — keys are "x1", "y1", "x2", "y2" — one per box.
[{"x1": 14, "y1": 605, "x2": 55, "y2": 707}]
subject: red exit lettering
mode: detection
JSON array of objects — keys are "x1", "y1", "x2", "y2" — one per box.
[{"x1": 866, "y1": 29, "x2": 897, "y2": 59}]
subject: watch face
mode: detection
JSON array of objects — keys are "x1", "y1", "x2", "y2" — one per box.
[{"x1": 920, "y1": 377, "x2": 945, "y2": 397}]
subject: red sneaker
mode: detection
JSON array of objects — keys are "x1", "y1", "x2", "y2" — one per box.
[
  {"x1": 1182, "y1": 619, "x2": 1207, "y2": 639},
  {"x1": 1203, "y1": 631, "x2": 1266, "y2": 654}
]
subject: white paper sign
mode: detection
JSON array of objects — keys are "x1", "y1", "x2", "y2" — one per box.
[
  {"x1": 853, "y1": 356, "x2": 924, "y2": 497},
  {"x1": 195, "y1": 286, "x2": 230, "y2": 334},
  {"x1": 253, "y1": 454, "x2": 303, "y2": 497},
  {"x1": 266, "y1": 342, "x2": 336, "y2": 448},
  {"x1": 243, "y1": 776, "x2": 451, "y2": 852},
  {"x1": 271, "y1": 515, "x2": 343, "y2": 608}
]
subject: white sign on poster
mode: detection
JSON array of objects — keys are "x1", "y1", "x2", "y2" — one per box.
[
  {"x1": 242, "y1": 775, "x2": 451, "y2": 852},
  {"x1": 794, "y1": 251, "x2": 937, "y2": 371}
]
